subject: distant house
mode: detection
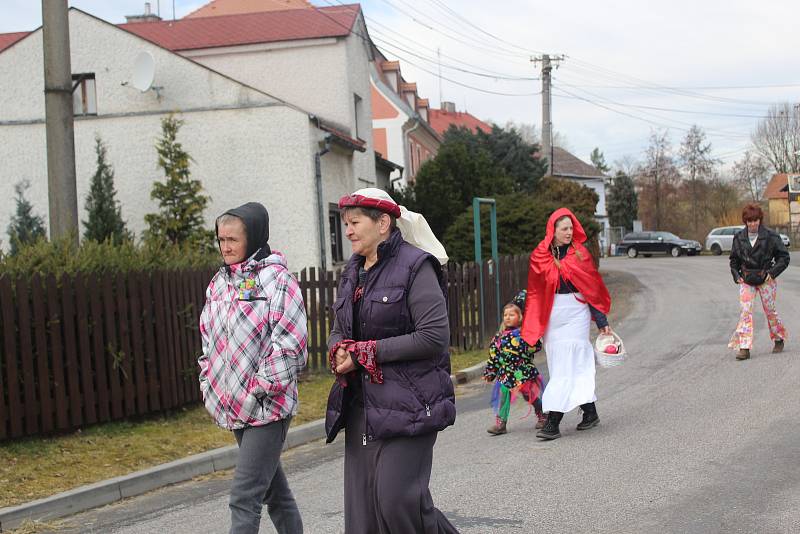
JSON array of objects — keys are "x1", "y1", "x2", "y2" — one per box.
[
  {"x1": 370, "y1": 53, "x2": 441, "y2": 188},
  {"x1": 764, "y1": 173, "x2": 790, "y2": 227},
  {"x1": 428, "y1": 102, "x2": 492, "y2": 136},
  {"x1": 549, "y1": 146, "x2": 609, "y2": 247},
  {"x1": 0, "y1": 7, "x2": 373, "y2": 269}
]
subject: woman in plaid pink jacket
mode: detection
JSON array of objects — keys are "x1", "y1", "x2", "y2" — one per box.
[{"x1": 199, "y1": 202, "x2": 307, "y2": 534}]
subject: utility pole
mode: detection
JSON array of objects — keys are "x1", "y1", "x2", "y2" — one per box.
[
  {"x1": 42, "y1": 0, "x2": 78, "y2": 244},
  {"x1": 531, "y1": 54, "x2": 564, "y2": 176},
  {"x1": 437, "y1": 47, "x2": 443, "y2": 107}
]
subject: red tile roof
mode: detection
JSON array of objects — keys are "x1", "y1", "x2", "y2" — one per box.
[
  {"x1": 0, "y1": 31, "x2": 30, "y2": 53},
  {"x1": 185, "y1": 0, "x2": 312, "y2": 18},
  {"x1": 428, "y1": 108, "x2": 492, "y2": 136},
  {"x1": 765, "y1": 173, "x2": 789, "y2": 200},
  {"x1": 119, "y1": 4, "x2": 360, "y2": 51}
]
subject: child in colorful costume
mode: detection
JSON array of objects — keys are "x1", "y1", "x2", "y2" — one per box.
[{"x1": 484, "y1": 290, "x2": 546, "y2": 435}]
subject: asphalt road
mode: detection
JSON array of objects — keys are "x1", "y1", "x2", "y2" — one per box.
[{"x1": 50, "y1": 256, "x2": 800, "y2": 534}]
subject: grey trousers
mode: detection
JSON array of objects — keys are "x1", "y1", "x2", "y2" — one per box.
[
  {"x1": 344, "y1": 405, "x2": 459, "y2": 534},
  {"x1": 230, "y1": 419, "x2": 303, "y2": 534}
]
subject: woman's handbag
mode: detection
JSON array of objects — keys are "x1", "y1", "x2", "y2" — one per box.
[
  {"x1": 594, "y1": 331, "x2": 626, "y2": 368},
  {"x1": 741, "y1": 268, "x2": 768, "y2": 286}
]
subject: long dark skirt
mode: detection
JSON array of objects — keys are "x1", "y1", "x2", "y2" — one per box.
[{"x1": 344, "y1": 404, "x2": 459, "y2": 534}]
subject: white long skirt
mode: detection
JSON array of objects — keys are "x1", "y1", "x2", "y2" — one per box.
[{"x1": 542, "y1": 293, "x2": 596, "y2": 413}]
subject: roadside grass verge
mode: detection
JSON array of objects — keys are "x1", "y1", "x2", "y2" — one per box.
[{"x1": 0, "y1": 353, "x2": 485, "y2": 509}]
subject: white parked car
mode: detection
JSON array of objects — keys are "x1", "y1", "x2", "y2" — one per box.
[{"x1": 705, "y1": 225, "x2": 791, "y2": 255}]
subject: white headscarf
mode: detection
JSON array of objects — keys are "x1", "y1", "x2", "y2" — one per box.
[{"x1": 351, "y1": 188, "x2": 449, "y2": 265}]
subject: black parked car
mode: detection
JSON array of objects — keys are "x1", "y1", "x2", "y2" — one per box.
[{"x1": 616, "y1": 231, "x2": 702, "y2": 258}]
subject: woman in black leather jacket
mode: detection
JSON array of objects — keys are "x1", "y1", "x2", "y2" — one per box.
[{"x1": 728, "y1": 203, "x2": 790, "y2": 360}]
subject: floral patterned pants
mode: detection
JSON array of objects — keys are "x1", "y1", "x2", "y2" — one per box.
[{"x1": 728, "y1": 278, "x2": 787, "y2": 350}]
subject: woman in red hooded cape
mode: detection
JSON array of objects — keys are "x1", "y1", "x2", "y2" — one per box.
[{"x1": 521, "y1": 208, "x2": 612, "y2": 440}]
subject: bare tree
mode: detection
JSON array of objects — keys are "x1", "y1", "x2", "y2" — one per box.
[
  {"x1": 680, "y1": 125, "x2": 718, "y2": 237},
  {"x1": 612, "y1": 155, "x2": 639, "y2": 182},
  {"x1": 637, "y1": 129, "x2": 680, "y2": 230},
  {"x1": 503, "y1": 120, "x2": 538, "y2": 144},
  {"x1": 732, "y1": 150, "x2": 770, "y2": 202},
  {"x1": 751, "y1": 102, "x2": 800, "y2": 173}
]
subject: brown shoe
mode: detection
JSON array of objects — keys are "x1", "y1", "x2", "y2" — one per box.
[
  {"x1": 535, "y1": 412, "x2": 547, "y2": 429},
  {"x1": 773, "y1": 339, "x2": 784, "y2": 353},
  {"x1": 736, "y1": 348, "x2": 750, "y2": 360},
  {"x1": 487, "y1": 417, "x2": 507, "y2": 435}
]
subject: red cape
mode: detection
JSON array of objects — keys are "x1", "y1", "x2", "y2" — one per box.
[{"x1": 520, "y1": 208, "x2": 611, "y2": 346}]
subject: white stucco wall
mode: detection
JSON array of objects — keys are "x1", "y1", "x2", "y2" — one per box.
[
  {"x1": 0, "y1": 9, "x2": 355, "y2": 271},
  {"x1": 1, "y1": 106, "x2": 331, "y2": 270},
  {"x1": 181, "y1": 13, "x2": 376, "y2": 186},
  {"x1": 0, "y1": 10, "x2": 275, "y2": 123}
]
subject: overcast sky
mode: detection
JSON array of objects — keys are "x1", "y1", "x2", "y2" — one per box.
[{"x1": 3, "y1": 0, "x2": 799, "y2": 170}]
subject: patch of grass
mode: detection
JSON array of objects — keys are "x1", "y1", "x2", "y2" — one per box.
[
  {"x1": 450, "y1": 348, "x2": 488, "y2": 372},
  {"x1": 0, "y1": 358, "x2": 473, "y2": 509},
  {"x1": 0, "y1": 372, "x2": 337, "y2": 509},
  {"x1": 6, "y1": 518, "x2": 66, "y2": 534}
]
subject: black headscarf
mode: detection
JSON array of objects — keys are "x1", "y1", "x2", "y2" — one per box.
[{"x1": 216, "y1": 202, "x2": 272, "y2": 263}]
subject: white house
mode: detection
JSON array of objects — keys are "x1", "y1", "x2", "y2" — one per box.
[
  {"x1": 550, "y1": 146, "x2": 610, "y2": 249},
  {"x1": 0, "y1": 7, "x2": 375, "y2": 269},
  {"x1": 370, "y1": 53, "x2": 440, "y2": 188}
]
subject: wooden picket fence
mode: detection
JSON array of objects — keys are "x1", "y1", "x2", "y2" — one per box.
[{"x1": 0, "y1": 255, "x2": 529, "y2": 441}]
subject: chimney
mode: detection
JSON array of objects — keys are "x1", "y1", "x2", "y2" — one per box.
[
  {"x1": 125, "y1": 2, "x2": 162, "y2": 23},
  {"x1": 442, "y1": 101, "x2": 456, "y2": 113}
]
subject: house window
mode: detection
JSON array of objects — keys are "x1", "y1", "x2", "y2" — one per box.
[
  {"x1": 353, "y1": 93, "x2": 363, "y2": 140},
  {"x1": 72, "y1": 73, "x2": 97, "y2": 116},
  {"x1": 329, "y1": 206, "x2": 344, "y2": 263}
]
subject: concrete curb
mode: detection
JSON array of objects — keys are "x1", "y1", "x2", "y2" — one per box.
[{"x1": 0, "y1": 365, "x2": 485, "y2": 531}]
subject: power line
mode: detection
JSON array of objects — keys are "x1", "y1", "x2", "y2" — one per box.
[
  {"x1": 364, "y1": 15, "x2": 538, "y2": 80},
  {"x1": 371, "y1": 0, "x2": 532, "y2": 59},
  {"x1": 551, "y1": 82, "x2": 800, "y2": 91},
  {"x1": 566, "y1": 61, "x2": 778, "y2": 107},
  {"x1": 370, "y1": 33, "x2": 538, "y2": 81},
  {"x1": 552, "y1": 85, "x2": 750, "y2": 141},
  {"x1": 383, "y1": 1, "x2": 786, "y2": 109},
  {"x1": 311, "y1": 2, "x2": 541, "y2": 97},
  {"x1": 553, "y1": 78, "x2": 771, "y2": 119}
]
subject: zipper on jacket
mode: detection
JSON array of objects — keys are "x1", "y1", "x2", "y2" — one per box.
[
  {"x1": 425, "y1": 404, "x2": 431, "y2": 417},
  {"x1": 362, "y1": 373, "x2": 369, "y2": 446}
]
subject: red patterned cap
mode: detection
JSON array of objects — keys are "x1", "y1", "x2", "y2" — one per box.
[{"x1": 338, "y1": 189, "x2": 401, "y2": 218}]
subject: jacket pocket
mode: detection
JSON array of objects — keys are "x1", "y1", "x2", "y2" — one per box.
[
  {"x1": 397, "y1": 365, "x2": 432, "y2": 416},
  {"x1": 367, "y1": 287, "x2": 407, "y2": 337}
]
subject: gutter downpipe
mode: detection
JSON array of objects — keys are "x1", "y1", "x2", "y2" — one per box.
[
  {"x1": 403, "y1": 118, "x2": 422, "y2": 181},
  {"x1": 311, "y1": 113, "x2": 332, "y2": 272},
  {"x1": 315, "y1": 137, "x2": 331, "y2": 272}
]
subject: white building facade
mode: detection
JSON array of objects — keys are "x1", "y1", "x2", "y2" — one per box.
[{"x1": 0, "y1": 9, "x2": 366, "y2": 269}]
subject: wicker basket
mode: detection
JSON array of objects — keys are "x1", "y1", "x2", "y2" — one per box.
[{"x1": 594, "y1": 331, "x2": 626, "y2": 368}]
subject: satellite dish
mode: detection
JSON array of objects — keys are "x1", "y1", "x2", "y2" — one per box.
[{"x1": 131, "y1": 51, "x2": 155, "y2": 92}]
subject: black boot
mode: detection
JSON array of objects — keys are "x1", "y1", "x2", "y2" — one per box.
[
  {"x1": 576, "y1": 402, "x2": 599, "y2": 430},
  {"x1": 536, "y1": 411, "x2": 563, "y2": 440}
]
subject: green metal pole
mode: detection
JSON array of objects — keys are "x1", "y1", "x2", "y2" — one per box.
[
  {"x1": 489, "y1": 203, "x2": 501, "y2": 325},
  {"x1": 473, "y1": 198, "x2": 484, "y2": 334}
]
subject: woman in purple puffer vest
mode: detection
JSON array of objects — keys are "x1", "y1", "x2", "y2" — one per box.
[{"x1": 325, "y1": 188, "x2": 458, "y2": 534}]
